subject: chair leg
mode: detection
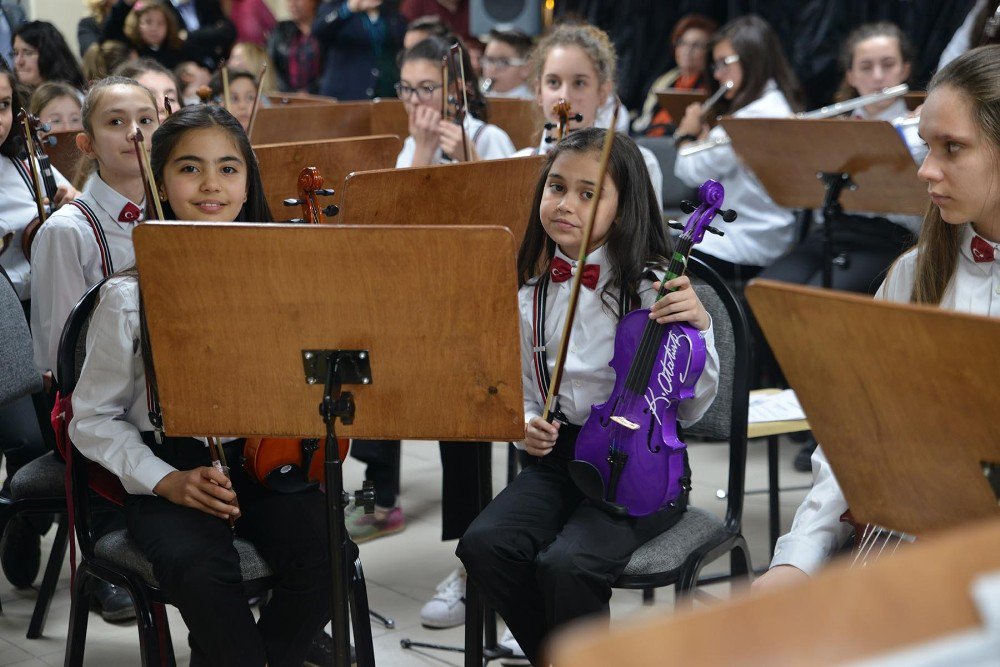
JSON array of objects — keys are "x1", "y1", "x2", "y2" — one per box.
[
  {"x1": 27, "y1": 512, "x2": 69, "y2": 638},
  {"x1": 151, "y1": 602, "x2": 175, "y2": 667},
  {"x1": 131, "y1": 583, "x2": 170, "y2": 667},
  {"x1": 64, "y1": 567, "x2": 92, "y2": 667},
  {"x1": 729, "y1": 536, "x2": 753, "y2": 579},
  {"x1": 348, "y1": 558, "x2": 376, "y2": 667},
  {"x1": 642, "y1": 588, "x2": 655, "y2": 605}
]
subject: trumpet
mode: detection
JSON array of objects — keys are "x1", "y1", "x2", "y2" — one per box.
[{"x1": 678, "y1": 83, "x2": 910, "y2": 157}]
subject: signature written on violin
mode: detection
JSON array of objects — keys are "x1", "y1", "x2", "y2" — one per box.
[{"x1": 644, "y1": 330, "x2": 696, "y2": 425}]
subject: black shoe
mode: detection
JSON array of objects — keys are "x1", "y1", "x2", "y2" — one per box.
[
  {"x1": 0, "y1": 515, "x2": 41, "y2": 588},
  {"x1": 92, "y1": 580, "x2": 136, "y2": 623},
  {"x1": 793, "y1": 440, "x2": 818, "y2": 473},
  {"x1": 304, "y1": 630, "x2": 356, "y2": 667}
]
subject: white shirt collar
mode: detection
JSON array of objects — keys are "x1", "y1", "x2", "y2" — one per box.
[
  {"x1": 87, "y1": 174, "x2": 145, "y2": 229},
  {"x1": 552, "y1": 242, "x2": 612, "y2": 287}
]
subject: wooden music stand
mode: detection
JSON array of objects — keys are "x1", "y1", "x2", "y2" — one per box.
[
  {"x1": 132, "y1": 222, "x2": 524, "y2": 667},
  {"x1": 250, "y1": 102, "x2": 373, "y2": 144},
  {"x1": 744, "y1": 279, "x2": 1000, "y2": 536},
  {"x1": 254, "y1": 135, "x2": 402, "y2": 216},
  {"x1": 339, "y1": 156, "x2": 546, "y2": 244},
  {"x1": 904, "y1": 90, "x2": 926, "y2": 111},
  {"x1": 47, "y1": 130, "x2": 84, "y2": 183},
  {"x1": 721, "y1": 117, "x2": 926, "y2": 287},
  {"x1": 369, "y1": 98, "x2": 409, "y2": 138},
  {"x1": 549, "y1": 516, "x2": 1000, "y2": 666},
  {"x1": 488, "y1": 98, "x2": 543, "y2": 149},
  {"x1": 656, "y1": 90, "x2": 717, "y2": 127},
  {"x1": 265, "y1": 92, "x2": 339, "y2": 106}
]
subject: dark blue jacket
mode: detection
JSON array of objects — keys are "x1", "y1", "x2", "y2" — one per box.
[{"x1": 313, "y1": 1, "x2": 406, "y2": 101}]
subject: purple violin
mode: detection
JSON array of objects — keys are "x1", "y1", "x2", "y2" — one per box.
[{"x1": 569, "y1": 180, "x2": 736, "y2": 517}]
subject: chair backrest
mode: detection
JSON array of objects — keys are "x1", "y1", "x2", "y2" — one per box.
[
  {"x1": 634, "y1": 135, "x2": 698, "y2": 214},
  {"x1": 684, "y1": 255, "x2": 751, "y2": 532},
  {"x1": 0, "y1": 266, "x2": 42, "y2": 406},
  {"x1": 57, "y1": 278, "x2": 107, "y2": 558}
]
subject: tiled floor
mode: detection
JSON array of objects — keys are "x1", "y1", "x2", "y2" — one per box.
[{"x1": 0, "y1": 436, "x2": 812, "y2": 666}]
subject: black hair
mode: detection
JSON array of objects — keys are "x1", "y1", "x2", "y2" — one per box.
[
  {"x1": 487, "y1": 29, "x2": 534, "y2": 58},
  {"x1": 516, "y1": 127, "x2": 669, "y2": 318},
  {"x1": 150, "y1": 104, "x2": 272, "y2": 222},
  {"x1": 713, "y1": 15, "x2": 802, "y2": 114},
  {"x1": 13, "y1": 21, "x2": 87, "y2": 91},
  {"x1": 399, "y1": 36, "x2": 488, "y2": 122},
  {"x1": 208, "y1": 68, "x2": 258, "y2": 101},
  {"x1": 0, "y1": 60, "x2": 24, "y2": 158}
]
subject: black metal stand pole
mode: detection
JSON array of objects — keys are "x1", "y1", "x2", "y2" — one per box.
[{"x1": 818, "y1": 172, "x2": 854, "y2": 289}]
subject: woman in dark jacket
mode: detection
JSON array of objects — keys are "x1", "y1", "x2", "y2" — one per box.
[{"x1": 268, "y1": 0, "x2": 322, "y2": 93}]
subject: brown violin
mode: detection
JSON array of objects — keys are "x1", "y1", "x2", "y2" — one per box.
[
  {"x1": 544, "y1": 99, "x2": 583, "y2": 145},
  {"x1": 19, "y1": 109, "x2": 59, "y2": 260},
  {"x1": 243, "y1": 167, "x2": 346, "y2": 492}
]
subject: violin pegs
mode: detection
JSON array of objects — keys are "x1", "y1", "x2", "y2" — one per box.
[
  {"x1": 316, "y1": 188, "x2": 335, "y2": 197},
  {"x1": 283, "y1": 198, "x2": 303, "y2": 207},
  {"x1": 666, "y1": 220, "x2": 685, "y2": 231},
  {"x1": 543, "y1": 122, "x2": 556, "y2": 130},
  {"x1": 544, "y1": 135, "x2": 556, "y2": 143},
  {"x1": 323, "y1": 204, "x2": 339, "y2": 217},
  {"x1": 705, "y1": 225, "x2": 725, "y2": 236},
  {"x1": 43, "y1": 135, "x2": 56, "y2": 146},
  {"x1": 679, "y1": 200, "x2": 697, "y2": 214},
  {"x1": 721, "y1": 209, "x2": 738, "y2": 223},
  {"x1": 572, "y1": 113, "x2": 583, "y2": 122}
]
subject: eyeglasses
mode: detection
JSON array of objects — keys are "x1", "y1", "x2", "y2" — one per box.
[
  {"x1": 710, "y1": 54, "x2": 740, "y2": 73},
  {"x1": 480, "y1": 56, "x2": 525, "y2": 70},
  {"x1": 394, "y1": 82, "x2": 443, "y2": 101}
]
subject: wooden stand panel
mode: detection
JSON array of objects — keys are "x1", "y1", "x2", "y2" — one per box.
[
  {"x1": 265, "y1": 92, "x2": 339, "y2": 106},
  {"x1": 132, "y1": 223, "x2": 524, "y2": 442},
  {"x1": 656, "y1": 90, "x2": 717, "y2": 127},
  {"x1": 338, "y1": 156, "x2": 546, "y2": 244},
  {"x1": 250, "y1": 102, "x2": 373, "y2": 145},
  {"x1": 550, "y1": 517, "x2": 1000, "y2": 667},
  {"x1": 745, "y1": 279, "x2": 1000, "y2": 535},
  {"x1": 488, "y1": 98, "x2": 542, "y2": 150},
  {"x1": 254, "y1": 135, "x2": 402, "y2": 217},
  {"x1": 370, "y1": 98, "x2": 409, "y2": 138},
  {"x1": 720, "y1": 117, "x2": 926, "y2": 215},
  {"x1": 47, "y1": 131, "x2": 84, "y2": 184}
]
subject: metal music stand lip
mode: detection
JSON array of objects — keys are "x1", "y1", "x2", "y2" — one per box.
[{"x1": 132, "y1": 221, "x2": 525, "y2": 667}]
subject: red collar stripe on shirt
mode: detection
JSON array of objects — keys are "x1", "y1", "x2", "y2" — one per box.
[{"x1": 68, "y1": 200, "x2": 115, "y2": 278}]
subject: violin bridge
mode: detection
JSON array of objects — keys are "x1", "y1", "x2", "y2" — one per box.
[{"x1": 610, "y1": 415, "x2": 640, "y2": 430}]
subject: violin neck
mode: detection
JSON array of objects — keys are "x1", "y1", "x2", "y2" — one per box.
[
  {"x1": 658, "y1": 234, "x2": 694, "y2": 296},
  {"x1": 36, "y1": 154, "x2": 57, "y2": 200}
]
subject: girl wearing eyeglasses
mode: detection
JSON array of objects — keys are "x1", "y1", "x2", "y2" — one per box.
[
  {"x1": 674, "y1": 15, "x2": 804, "y2": 286},
  {"x1": 394, "y1": 36, "x2": 515, "y2": 167}
]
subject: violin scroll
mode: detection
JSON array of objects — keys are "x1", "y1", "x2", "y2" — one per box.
[
  {"x1": 283, "y1": 166, "x2": 338, "y2": 223},
  {"x1": 544, "y1": 99, "x2": 583, "y2": 143}
]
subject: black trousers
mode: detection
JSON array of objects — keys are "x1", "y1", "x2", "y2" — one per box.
[
  {"x1": 350, "y1": 439, "x2": 488, "y2": 540},
  {"x1": 759, "y1": 215, "x2": 915, "y2": 294},
  {"x1": 456, "y1": 425, "x2": 686, "y2": 665},
  {"x1": 125, "y1": 436, "x2": 330, "y2": 667}
]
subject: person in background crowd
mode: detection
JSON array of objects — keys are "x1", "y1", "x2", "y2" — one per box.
[
  {"x1": 78, "y1": 0, "x2": 116, "y2": 56},
  {"x1": 401, "y1": 13, "x2": 449, "y2": 50},
  {"x1": 228, "y1": 41, "x2": 279, "y2": 95},
  {"x1": 175, "y1": 60, "x2": 212, "y2": 105},
  {"x1": 82, "y1": 39, "x2": 137, "y2": 82},
  {"x1": 13, "y1": 21, "x2": 87, "y2": 92},
  {"x1": 632, "y1": 14, "x2": 716, "y2": 136},
  {"x1": 481, "y1": 29, "x2": 533, "y2": 100},
  {"x1": 29, "y1": 82, "x2": 84, "y2": 137},
  {"x1": 313, "y1": 0, "x2": 406, "y2": 101},
  {"x1": 268, "y1": 0, "x2": 322, "y2": 93},
  {"x1": 119, "y1": 0, "x2": 187, "y2": 69},
  {"x1": 221, "y1": 0, "x2": 276, "y2": 46},
  {"x1": 400, "y1": 0, "x2": 480, "y2": 60},
  {"x1": 1, "y1": 0, "x2": 27, "y2": 67}
]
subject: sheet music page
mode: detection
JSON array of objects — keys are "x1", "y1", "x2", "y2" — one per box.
[{"x1": 747, "y1": 389, "x2": 807, "y2": 423}]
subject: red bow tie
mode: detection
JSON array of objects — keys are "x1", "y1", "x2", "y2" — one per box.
[
  {"x1": 971, "y1": 234, "x2": 995, "y2": 263},
  {"x1": 550, "y1": 256, "x2": 600, "y2": 290},
  {"x1": 118, "y1": 202, "x2": 142, "y2": 223}
]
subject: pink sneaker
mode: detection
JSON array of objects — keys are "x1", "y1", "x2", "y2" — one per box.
[{"x1": 346, "y1": 505, "x2": 405, "y2": 543}]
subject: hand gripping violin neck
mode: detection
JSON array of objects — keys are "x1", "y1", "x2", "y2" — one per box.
[{"x1": 569, "y1": 180, "x2": 736, "y2": 517}]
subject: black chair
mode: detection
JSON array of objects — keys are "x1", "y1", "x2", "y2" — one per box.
[
  {"x1": 0, "y1": 265, "x2": 70, "y2": 638},
  {"x1": 613, "y1": 255, "x2": 753, "y2": 601}
]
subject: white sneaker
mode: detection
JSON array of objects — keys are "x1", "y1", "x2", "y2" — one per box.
[
  {"x1": 499, "y1": 627, "x2": 530, "y2": 666},
  {"x1": 419, "y1": 567, "x2": 466, "y2": 628}
]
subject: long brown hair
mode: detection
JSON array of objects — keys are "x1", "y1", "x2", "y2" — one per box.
[
  {"x1": 908, "y1": 46, "x2": 1000, "y2": 304},
  {"x1": 712, "y1": 15, "x2": 803, "y2": 114}
]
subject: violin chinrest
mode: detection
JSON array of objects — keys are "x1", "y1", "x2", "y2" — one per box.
[{"x1": 568, "y1": 460, "x2": 629, "y2": 517}]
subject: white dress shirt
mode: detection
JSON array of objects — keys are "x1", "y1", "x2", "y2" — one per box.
[
  {"x1": 486, "y1": 84, "x2": 534, "y2": 100},
  {"x1": 0, "y1": 157, "x2": 71, "y2": 300},
  {"x1": 770, "y1": 222, "x2": 1000, "y2": 574},
  {"x1": 395, "y1": 115, "x2": 516, "y2": 168},
  {"x1": 674, "y1": 81, "x2": 796, "y2": 267},
  {"x1": 69, "y1": 276, "x2": 177, "y2": 496},
  {"x1": 518, "y1": 244, "x2": 720, "y2": 435},
  {"x1": 514, "y1": 137, "x2": 665, "y2": 212},
  {"x1": 30, "y1": 175, "x2": 144, "y2": 376}
]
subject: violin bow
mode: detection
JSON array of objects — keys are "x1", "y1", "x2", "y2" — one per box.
[
  {"x1": 220, "y1": 59, "x2": 231, "y2": 111},
  {"x1": 440, "y1": 56, "x2": 449, "y2": 118},
  {"x1": 18, "y1": 110, "x2": 47, "y2": 224},
  {"x1": 448, "y1": 43, "x2": 471, "y2": 162},
  {"x1": 246, "y1": 62, "x2": 267, "y2": 139},
  {"x1": 131, "y1": 128, "x2": 166, "y2": 220},
  {"x1": 541, "y1": 104, "x2": 620, "y2": 422}
]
